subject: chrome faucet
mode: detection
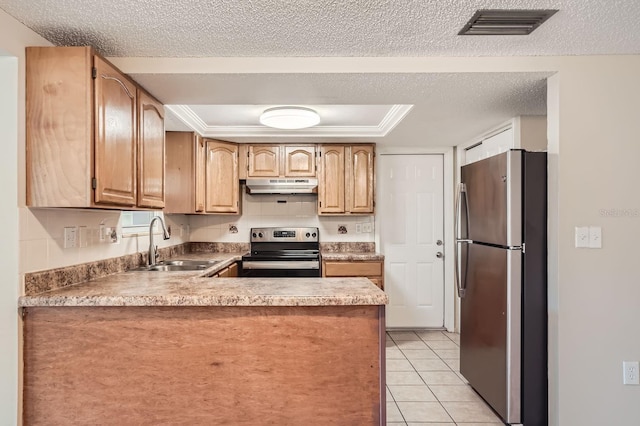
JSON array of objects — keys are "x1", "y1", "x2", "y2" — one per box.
[{"x1": 148, "y1": 216, "x2": 171, "y2": 266}]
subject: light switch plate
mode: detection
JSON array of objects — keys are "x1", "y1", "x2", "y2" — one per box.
[
  {"x1": 588, "y1": 226, "x2": 602, "y2": 248},
  {"x1": 575, "y1": 227, "x2": 589, "y2": 248}
]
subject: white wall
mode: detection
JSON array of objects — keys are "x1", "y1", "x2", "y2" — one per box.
[
  {"x1": 548, "y1": 58, "x2": 640, "y2": 426},
  {"x1": 189, "y1": 188, "x2": 375, "y2": 243},
  {"x1": 0, "y1": 10, "x2": 51, "y2": 425},
  {"x1": 0, "y1": 54, "x2": 20, "y2": 426}
]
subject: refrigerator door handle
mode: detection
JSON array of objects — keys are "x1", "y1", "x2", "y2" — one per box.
[{"x1": 454, "y1": 183, "x2": 471, "y2": 298}]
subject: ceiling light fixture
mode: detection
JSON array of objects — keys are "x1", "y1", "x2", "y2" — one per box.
[{"x1": 259, "y1": 106, "x2": 320, "y2": 130}]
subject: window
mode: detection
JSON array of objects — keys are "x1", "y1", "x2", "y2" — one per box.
[{"x1": 120, "y1": 211, "x2": 161, "y2": 235}]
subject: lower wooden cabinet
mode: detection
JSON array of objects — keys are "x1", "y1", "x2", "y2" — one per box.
[
  {"x1": 213, "y1": 262, "x2": 238, "y2": 278},
  {"x1": 322, "y1": 260, "x2": 384, "y2": 290}
]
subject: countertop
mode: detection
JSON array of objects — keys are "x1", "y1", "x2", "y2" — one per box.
[
  {"x1": 19, "y1": 252, "x2": 388, "y2": 308},
  {"x1": 320, "y1": 251, "x2": 385, "y2": 261}
]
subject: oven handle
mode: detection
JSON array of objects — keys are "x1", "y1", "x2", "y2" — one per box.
[{"x1": 242, "y1": 260, "x2": 320, "y2": 270}]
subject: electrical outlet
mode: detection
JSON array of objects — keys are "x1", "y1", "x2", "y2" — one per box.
[
  {"x1": 362, "y1": 223, "x2": 373, "y2": 233},
  {"x1": 355, "y1": 223, "x2": 362, "y2": 233},
  {"x1": 623, "y1": 361, "x2": 640, "y2": 385},
  {"x1": 63, "y1": 226, "x2": 77, "y2": 249},
  {"x1": 99, "y1": 224, "x2": 106, "y2": 242}
]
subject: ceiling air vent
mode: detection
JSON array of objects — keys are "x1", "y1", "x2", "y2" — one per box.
[{"x1": 458, "y1": 9, "x2": 558, "y2": 35}]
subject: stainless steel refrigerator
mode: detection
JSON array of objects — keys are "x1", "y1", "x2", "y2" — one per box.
[{"x1": 455, "y1": 150, "x2": 547, "y2": 426}]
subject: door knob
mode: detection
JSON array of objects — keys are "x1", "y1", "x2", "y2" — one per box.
[
  {"x1": 436, "y1": 252, "x2": 443, "y2": 259},
  {"x1": 436, "y1": 240, "x2": 443, "y2": 246}
]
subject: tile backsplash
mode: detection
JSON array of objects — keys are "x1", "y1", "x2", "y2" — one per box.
[
  {"x1": 188, "y1": 190, "x2": 375, "y2": 243},
  {"x1": 19, "y1": 190, "x2": 374, "y2": 275},
  {"x1": 19, "y1": 207, "x2": 189, "y2": 274}
]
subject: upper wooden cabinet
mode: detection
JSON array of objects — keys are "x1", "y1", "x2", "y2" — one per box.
[
  {"x1": 26, "y1": 46, "x2": 165, "y2": 209},
  {"x1": 248, "y1": 145, "x2": 280, "y2": 177},
  {"x1": 137, "y1": 90, "x2": 165, "y2": 209},
  {"x1": 246, "y1": 144, "x2": 316, "y2": 177},
  {"x1": 165, "y1": 133, "x2": 240, "y2": 215},
  {"x1": 318, "y1": 145, "x2": 345, "y2": 214},
  {"x1": 284, "y1": 146, "x2": 316, "y2": 177},
  {"x1": 347, "y1": 145, "x2": 375, "y2": 214},
  {"x1": 205, "y1": 140, "x2": 239, "y2": 214},
  {"x1": 318, "y1": 144, "x2": 375, "y2": 215}
]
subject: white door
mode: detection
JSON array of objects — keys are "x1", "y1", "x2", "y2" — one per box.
[{"x1": 379, "y1": 154, "x2": 445, "y2": 328}]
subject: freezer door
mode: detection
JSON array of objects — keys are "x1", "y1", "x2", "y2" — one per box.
[
  {"x1": 459, "y1": 243, "x2": 522, "y2": 424},
  {"x1": 460, "y1": 150, "x2": 522, "y2": 246}
]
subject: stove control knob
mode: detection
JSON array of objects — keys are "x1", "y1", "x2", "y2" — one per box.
[
  {"x1": 252, "y1": 232, "x2": 257, "y2": 238},
  {"x1": 312, "y1": 232, "x2": 317, "y2": 238},
  {"x1": 258, "y1": 232, "x2": 263, "y2": 238},
  {"x1": 305, "y1": 232, "x2": 310, "y2": 238}
]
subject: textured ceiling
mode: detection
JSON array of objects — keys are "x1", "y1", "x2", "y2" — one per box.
[
  {"x1": 1, "y1": 0, "x2": 631, "y2": 146},
  {"x1": 138, "y1": 72, "x2": 549, "y2": 146},
  {"x1": 1, "y1": 0, "x2": 640, "y2": 57}
]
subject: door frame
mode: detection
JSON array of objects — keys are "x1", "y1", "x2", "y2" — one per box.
[{"x1": 375, "y1": 147, "x2": 456, "y2": 332}]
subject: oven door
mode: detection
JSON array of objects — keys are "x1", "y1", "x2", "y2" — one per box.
[{"x1": 240, "y1": 260, "x2": 321, "y2": 277}]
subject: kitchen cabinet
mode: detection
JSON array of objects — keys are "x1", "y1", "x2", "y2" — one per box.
[
  {"x1": 136, "y1": 90, "x2": 165, "y2": 208},
  {"x1": 165, "y1": 132, "x2": 240, "y2": 214},
  {"x1": 246, "y1": 144, "x2": 316, "y2": 177},
  {"x1": 204, "y1": 140, "x2": 240, "y2": 213},
  {"x1": 26, "y1": 46, "x2": 165, "y2": 209},
  {"x1": 318, "y1": 144, "x2": 374, "y2": 215},
  {"x1": 317, "y1": 145, "x2": 345, "y2": 213},
  {"x1": 462, "y1": 115, "x2": 547, "y2": 165},
  {"x1": 322, "y1": 260, "x2": 384, "y2": 290},
  {"x1": 212, "y1": 262, "x2": 239, "y2": 278}
]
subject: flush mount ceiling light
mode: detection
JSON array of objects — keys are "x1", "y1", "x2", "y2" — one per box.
[
  {"x1": 458, "y1": 9, "x2": 558, "y2": 35},
  {"x1": 259, "y1": 106, "x2": 321, "y2": 130}
]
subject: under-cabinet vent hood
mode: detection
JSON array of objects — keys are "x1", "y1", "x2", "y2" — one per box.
[{"x1": 245, "y1": 178, "x2": 318, "y2": 195}]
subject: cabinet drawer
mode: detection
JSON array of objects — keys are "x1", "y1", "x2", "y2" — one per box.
[{"x1": 323, "y1": 261, "x2": 382, "y2": 277}]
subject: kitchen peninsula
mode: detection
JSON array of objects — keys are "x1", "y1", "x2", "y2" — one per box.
[{"x1": 19, "y1": 258, "x2": 388, "y2": 425}]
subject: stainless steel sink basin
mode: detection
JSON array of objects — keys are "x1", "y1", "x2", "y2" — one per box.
[
  {"x1": 129, "y1": 259, "x2": 220, "y2": 272},
  {"x1": 147, "y1": 264, "x2": 209, "y2": 272},
  {"x1": 161, "y1": 259, "x2": 220, "y2": 266}
]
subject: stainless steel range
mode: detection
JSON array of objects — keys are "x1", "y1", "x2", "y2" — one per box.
[{"x1": 240, "y1": 227, "x2": 320, "y2": 277}]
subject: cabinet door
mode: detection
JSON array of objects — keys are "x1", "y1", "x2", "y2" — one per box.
[
  {"x1": 284, "y1": 146, "x2": 316, "y2": 177},
  {"x1": 194, "y1": 134, "x2": 206, "y2": 212},
  {"x1": 137, "y1": 90, "x2": 165, "y2": 208},
  {"x1": 248, "y1": 145, "x2": 280, "y2": 177},
  {"x1": 165, "y1": 132, "x2": 195, "y2": 213},
  {"x1": 93, "y1": 56, "x2": 137, "y2": 206},
  {"x1": 347, "y1": 145, "x2": 375, "y2": 214},
  {"x1": 205, "y1": 140, "x2": 239, "y2": 213},
  {"x1": 318, "y1": 145, "x2": 345, "y2": 214}
]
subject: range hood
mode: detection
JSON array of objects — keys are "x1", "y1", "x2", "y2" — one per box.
[{"x1": 245, "y1": 178, "x2": 318, "y2": 195}]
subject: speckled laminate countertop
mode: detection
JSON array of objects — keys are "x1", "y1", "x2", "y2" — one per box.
[
  {"x1": 320, "y1": 251, "x2": 385, "y2": 261},
  {"x1": 19, "y1": 252, "x2": 388, "y2": 308}
]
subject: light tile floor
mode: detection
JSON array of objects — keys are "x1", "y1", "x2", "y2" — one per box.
[{"x1": 386, "y1": 330, "x2": 504, "y2": 425}]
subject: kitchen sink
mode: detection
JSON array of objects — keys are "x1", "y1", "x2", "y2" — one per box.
[
  {"x1": 147, "y1": 264, "x2": 209, "y2": 272},
  {"x1": 129, "y1": 260, "x2": 220, "y2": 272},
  {"x1": 161, "y1": 259, "x2": 220, "y2": 266}
]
